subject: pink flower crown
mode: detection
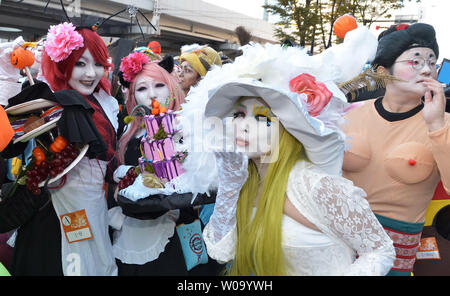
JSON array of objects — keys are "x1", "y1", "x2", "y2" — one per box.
[
  {"x1": 44, "y1": 22, "x2": 84, "y2": 63},
  {"x1": 119, "y1": 51, "x2": 151, "y2": 82}
]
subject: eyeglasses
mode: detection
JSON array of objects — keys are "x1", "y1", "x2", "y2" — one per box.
[{"x1": 395, "y1": 57, "x2": 438, "y2": 71}]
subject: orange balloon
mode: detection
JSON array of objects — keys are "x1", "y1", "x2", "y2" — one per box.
[
  {"x1": 0, "y1": 106, "x2": 13, "y2": 152},
  {"x1": 10, "y1": 47, "x2": 35, "y2": 69},
  {"x1": 333, "y1": 14, "x2": 358, "y2": 39},
  {"x1": 147, "y1": 41, "x2": 161, "y2": 54},
  {"x1": 159, "y1": 106, "x2": 167, "y2": 114},
  {"x1": 152, "y1": 108, "x2": 160, "y2": 115}
]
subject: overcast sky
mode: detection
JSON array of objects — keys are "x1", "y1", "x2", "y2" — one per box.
[{"x1": 203, "y1": 0, "x2": 266, "y2": 19}]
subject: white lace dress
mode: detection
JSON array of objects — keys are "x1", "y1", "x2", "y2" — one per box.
[{"x1": 203, "y1": 161, "x2": 396, "y2": 276}]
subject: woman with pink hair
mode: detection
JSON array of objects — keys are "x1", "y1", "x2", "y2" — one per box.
[
  {"x1": 117, "y1": 52, "x2": 185, "y2": 164},
  {"x1": 110, "y1": 51, "x2": 224, "y2": 275}
]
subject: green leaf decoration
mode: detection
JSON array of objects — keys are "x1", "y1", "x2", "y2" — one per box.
[
  {"x1": 144, "y1": 163, "x2": 155, "y2": 174},
  {"x1": 134, "y1": 166, "x2": 141, "y2": 175},
  {"x1": 124, "y1": 116, "x2": 135, "y2": 124},
  {"x1": 17, "y1": 176, "x2": 27, "y2": 185},
  {"x1": 153, "y1": 123, "x2": 167, "y2": 140}
]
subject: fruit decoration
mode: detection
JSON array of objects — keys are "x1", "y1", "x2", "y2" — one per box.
[
  {"x1": 20, "y1": 139, "x2": 80, "y2": 195},
  {"x1": 151, "y1": 99, "x2": 167, "y2": 115},
  {"x1": 32, "y1": 147, "x2": 46, "y2": 166},
  {"x1": 118, "y1": 167, "x2": 138, "y2": 190},
  {"x1": 50, "y1": 136, "x2": 68, "y2": 153}
]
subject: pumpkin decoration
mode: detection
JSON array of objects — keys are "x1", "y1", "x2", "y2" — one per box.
[
  {"x1": 11, "y1": 46, "x2": 36, "y2": 85},
  {"x1": 10, "y1": 47, "x2": 35, "y2": 69},
  {"x1": 50, "y1": 136, "x2": 68, "y2": 153},
  {"x1": 151, "y1": 107, "x2": 160, "y2": 115},
  {"x1": 333, "y1": 14, "x2": 358, "y2": 39},
  {"x1": 151, "y1": 99, "x2": 167, "y2": 115},
  {"x1": 32, "y1": 147, "x2": 46, "y2": 166}
]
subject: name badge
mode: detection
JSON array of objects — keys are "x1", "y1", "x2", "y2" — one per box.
[
  {"x1": 416, "y1": 237, "x2": 441, "y2": 260},
  {"x1": 60, "y1": 209, "x2": 93, "y2": 243}
]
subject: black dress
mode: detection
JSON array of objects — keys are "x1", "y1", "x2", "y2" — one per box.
[
  {"x1": 113, "y1": 136, "x2": 225, "y2": 276},
  {"x1": 0, "y1": 183, "x2": 62, "y2": 276}
]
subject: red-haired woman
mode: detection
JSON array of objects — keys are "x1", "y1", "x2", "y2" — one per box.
[{"x1": 0, "y1": 22, "x2": 119, "y2": 276}]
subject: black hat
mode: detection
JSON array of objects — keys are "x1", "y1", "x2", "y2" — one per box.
[{"x1": 373, "y1": 23, "x2": 439, "y2": 69}]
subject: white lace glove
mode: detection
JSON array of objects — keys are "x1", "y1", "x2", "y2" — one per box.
[
  {"x1": 0, "y1": 36, "x2": 24, "y2": 82},
  {"x1": 113, "y1": 165, "x2": 134, "y2": 183},
  {"x1": 208, "y1": 152, "x2": 249, "y2": 242}
]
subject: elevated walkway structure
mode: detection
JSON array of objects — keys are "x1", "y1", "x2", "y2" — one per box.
[{"x1": 0, "y1": 0, "x2": 276, "y2": 58}]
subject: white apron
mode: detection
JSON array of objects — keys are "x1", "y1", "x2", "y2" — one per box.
[
  {"x1": 50, "y1": 90, "x2": 119, "y2": 275},
  {"x1": 50, "y1": 157, "x2": 117, "y2": 275}
]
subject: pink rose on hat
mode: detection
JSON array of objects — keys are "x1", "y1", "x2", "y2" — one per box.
[{"x1": 289, "y1": 73, "x2": 332, "y2": 117}]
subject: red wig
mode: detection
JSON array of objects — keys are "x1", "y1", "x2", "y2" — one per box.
[{"x1": 41, "y1": 28, "x2": 113, "y2": 94}]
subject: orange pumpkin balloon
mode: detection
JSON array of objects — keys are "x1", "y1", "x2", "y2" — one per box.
[
  {"x1": 10, "y1": 47, "x2": 35, "y2": 69},
  {"x1": 147, "y1": 41, "x2": 161, "y2": 54},
  {"x1": 0, "y1": 106, "x2": 13, "y2": 152},
  {"x1": 333, "y1": 14, "x2": 358, "y2": 39}
]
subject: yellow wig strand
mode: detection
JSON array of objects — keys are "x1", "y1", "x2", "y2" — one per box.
[{"x1": 227, "y1": 126, "x2": 306, "y2": 276}]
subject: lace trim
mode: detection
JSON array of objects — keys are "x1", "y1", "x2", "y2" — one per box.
[
  {"x1": 119, "y1": 170, "x2": 213, "y2": 203},
  {"x1": 112, "y1": 214, "x2": 176, "y2": 265},
  {"x1": 112, "y1": 233, "x2": 173, "y2": 266},
  {"x1": 203, "y1": 222, "x2": 236, "y2": 264}
]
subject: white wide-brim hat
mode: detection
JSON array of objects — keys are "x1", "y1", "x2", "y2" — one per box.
[{"x1": 205, "y1": 77, "x2": 347, "y2": 175}]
